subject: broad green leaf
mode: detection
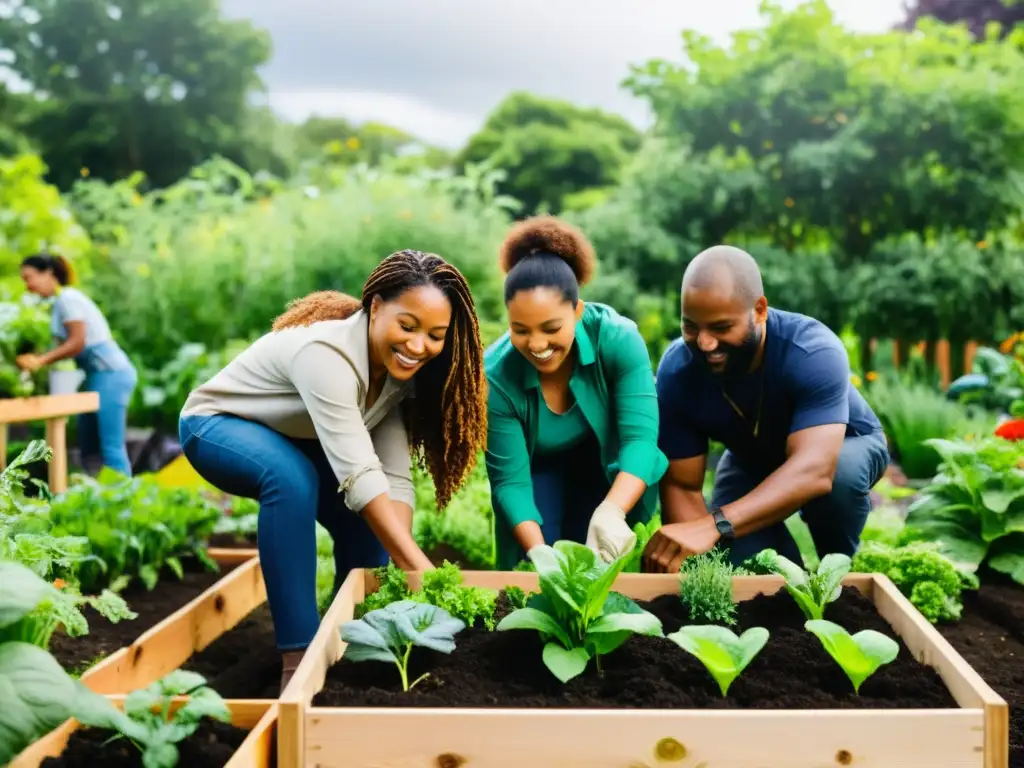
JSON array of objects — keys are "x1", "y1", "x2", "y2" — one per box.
[
  {"x1": 341, "y1": 619, "x2": 400, "y2": 664},
  {"x1": 0, "y1": 642, "x2": 78, "y2": 764},
  {"x1": 588, "y1": 610, "x2": 663, "y2": 637},
  {"x1": 987, "y1": 534, "x2": 1024, "y2": 586},
  {"x1": 542, "y1": 642, "x2": 590, "y2": 683},
  {"x1": 668, "y1": 625, "x2": 769, "y2": 696},
  {"x1": 174, "y1": 687, "x2": 231, "y2": 725},
  {"x1": 814, "y1": 553, "x2": 852, "y2": 603},
  {"x1": 0, "y1": 561, "x2": 51, "y2": 628},
  {"x1": 496, "y1": 607, "x2": 571, "y2": 647},
  {"x1": 805, "y1": 619, "x2": 899, "y2": 693}
]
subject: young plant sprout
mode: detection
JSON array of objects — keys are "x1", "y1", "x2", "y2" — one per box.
[
  {"x1": 805, "y1": 619, "x2": 899, "y2": 693},
  {"x1": 341, "y1": 600, "x2": 466, "y2": 691},
  {"x1": 496, "y1": 541, "x2": 663, "y2": 683},
  {"x1": 751, "y1": 549, "x2": 851, "y2": 620},
  {"x1": 668, "y1": 625, "x2": 769, "y2": 696}
]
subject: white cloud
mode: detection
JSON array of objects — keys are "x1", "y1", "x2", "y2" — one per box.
[{"x1": 225, "y1": 0, "x2": 907, "y2": 147}]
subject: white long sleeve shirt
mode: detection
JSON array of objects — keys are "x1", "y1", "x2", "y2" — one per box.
[{"x1": 181, "y1": 310, "x2": 415, "y2": 512}]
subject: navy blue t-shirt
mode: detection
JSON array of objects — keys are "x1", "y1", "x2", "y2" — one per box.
[{"x1": 656, "y1": 308, "x2": 882, "y2": 474}]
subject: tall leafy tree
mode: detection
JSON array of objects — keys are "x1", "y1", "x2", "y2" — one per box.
[
  {"x1": 900, "y1": 0, "x2": 1024, "y2": 39},
  {"x1": 0, "y1": 0, "x2": 272, "y2": 188},
  {"x1": 456, "y1": 91, "x2": 642, "y2": 214}
]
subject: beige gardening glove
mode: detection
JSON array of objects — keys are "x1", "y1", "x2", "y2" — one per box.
[{"x1": 585, "y1": 500, "x2": 636, "y2": 563}]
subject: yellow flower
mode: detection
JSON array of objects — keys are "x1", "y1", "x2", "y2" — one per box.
[
  {"x1": 784, "y1": 198, "x2": 795, "y2": 208},
  {"x1": 346, "y1": 136, "x2": 361, "y2": 151},
  {"x1": 866, "y1": 371, "x2": 879, "y2": 382},
  {"x1": 977, "y1": 240, "x2": 988, "y2": 249},
  {"x1": 80, "y1": 167, "x2": 89, "y2": 178},
  {"x1": 1000, "y1": 333, "x2": 1019, "y2": 354},
  {"x1": 850, "y1": 374, "x2": 863, "y2": 388}
]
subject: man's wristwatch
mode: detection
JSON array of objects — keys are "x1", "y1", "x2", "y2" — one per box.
[{"x1": 710, "y1": 507, "x2": 735, "y2": 541}]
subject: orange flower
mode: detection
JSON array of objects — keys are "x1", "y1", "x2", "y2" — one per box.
[
  {"x1": 866, "y1": 371, "x2": 879, "y2": 382},
  {"x1": 994, "y1": 419, "x2": 1024, "y2": 442},
  {"x1": 53, "y1": 578, "x2": 67, "y2": 589},
  {"x1": 1000, "y1": 333, "x2": 1019, "y2": 354}
]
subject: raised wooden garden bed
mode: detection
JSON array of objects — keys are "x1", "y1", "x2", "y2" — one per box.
[
  {"x1": 279, "y1": 569, "x2": 1009, "y2": 768},
  {"x1": 206, "y1": 546, "x2": 260, "y2": 565},
  {"x1": 9, "y1": 699, "x2": 277, "y2": 768}
]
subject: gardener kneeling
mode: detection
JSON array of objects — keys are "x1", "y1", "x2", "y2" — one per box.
[{"x1": 644, "y1": 245, "x2": 889, "y2": 574}]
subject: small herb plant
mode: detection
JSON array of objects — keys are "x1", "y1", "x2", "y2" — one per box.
[
  {"x1": 668, "y1": 625, "x2": 769, "y2": 696},
  {"x1": 679, "y1": 549, "x2": 741, "y2": 625},
  {"x1": 495, "y1": 541, "x2": 663, "y2": 683},
  {"x1": 341, "y1": 600, "x2": 465, "y2": 691},
  {"x1": 356, "y1": 561, "x2": 497, "y2": 629},
  {"x1": 103, "y1": 670, "x2": 231, "y2": 768},
  {"x1": 805, "y1": 619, "x2": 899, "y2": 693},
  {"x1": 751, "y1": 549, "x2": 851, "y2": 620},
  {"x1": 504, "y1": 585, "x2": 530, "y2": 610}
]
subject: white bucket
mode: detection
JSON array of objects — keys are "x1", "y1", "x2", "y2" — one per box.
[{"x1": 49, "y1": 369, "x2": 85, "y2": 395}]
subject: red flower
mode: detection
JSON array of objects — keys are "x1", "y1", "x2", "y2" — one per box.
[{"x1": 994, "y1": 419, "x2": 1024, "y2": 442}]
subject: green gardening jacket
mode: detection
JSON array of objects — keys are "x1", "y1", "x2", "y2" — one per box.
[{"x1": 483, "y1": 301, "x2": 668, "y2": 569}]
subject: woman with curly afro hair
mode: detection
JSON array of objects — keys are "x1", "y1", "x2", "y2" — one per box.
[
  {"x1": 484, "y1": 216, "x2": 667, "y2": 569},
  {"x1": 179, "y1": 250, "x2": 487, "y2": 691}
]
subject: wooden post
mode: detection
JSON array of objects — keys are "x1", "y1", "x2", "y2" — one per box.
[
  {"x1": 935, "y1": 340, "x2": 951, "y2": 390},
  {"x1": 0, "y1": 393, "x2": 98, "y2": 491},
  {"x1": 44, "y1": 417, "x2": 68, "y2": 493}
]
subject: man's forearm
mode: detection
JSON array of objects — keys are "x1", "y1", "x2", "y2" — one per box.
[
  {"x1": 721, "y1": 454, "x2": 832, "y2": 536},
  {"x1": 660, "y1": 485, "x2": 709, "y2": 524}
]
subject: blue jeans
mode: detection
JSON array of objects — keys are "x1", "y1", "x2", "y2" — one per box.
[
  {"x1": 78, "y1": 368, "x2": 137, "y2": 477},
  {"x1": 711, "y1": 431, "x2": 890, "y2": 567},
  {"x1": 178, "y1": 412, "x2": 387, "y2": 650}
]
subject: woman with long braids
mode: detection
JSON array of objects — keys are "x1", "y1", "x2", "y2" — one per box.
[
  {"x1": 484, "y1": 216, "x2": 668, "y2": 569},
  {"x1": 179, "y1": 250, "x2": 487, "y2": 691}
]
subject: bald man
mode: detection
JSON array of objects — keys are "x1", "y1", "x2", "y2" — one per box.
[{"x1": 643, "y1": 245, "x2": 888, "y2": 574}]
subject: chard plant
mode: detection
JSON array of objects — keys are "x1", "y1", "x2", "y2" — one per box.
[
  {"x1": 101, "y1": 670, "x2": 232, "y2": 768},
  {"x1": 679, "y1": 549, "x2": 741, "y2": 625},
  {"x1": 805, "y1": 619, "x2": 900, "y2": 693},
  {"x1": 341, "y1": 600, "x2": 465, "y2": 691},
  {"x1": 668, "y1": 625, "x2": 769, "y2": 696},
  {"x1": 751, "y1": 548, "x2": 851, "y2": 620},
  {"x1": 0, "y1": 559, "x2": 125, "y2": 765},
  {"x1": 495, "y1": 541, "x2": 663, "y2": 683}
]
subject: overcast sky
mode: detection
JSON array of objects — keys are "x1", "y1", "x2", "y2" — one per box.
[{"x1": 222, "y1": 0, "x2": 907, "y2": 148}]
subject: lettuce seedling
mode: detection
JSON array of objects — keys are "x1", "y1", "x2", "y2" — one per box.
[
  {"x1": 751, "y1": 549, "x2": 850, "y2": 620},
  {"x1": 668, "y1": 625, "x2": 769, "y2": 696},
  {"x1": 496, "y1": 541, "x2": 663, "y2": 683},
  {"x1": 805, "y1": 619, "x2": 899, "y2": 693},
  {"x1": 356, "y1": 561, "x2": 497, "y2": 629},
  {"x1": 341, "y1": 600, "x2": 465, "y2": 691}
]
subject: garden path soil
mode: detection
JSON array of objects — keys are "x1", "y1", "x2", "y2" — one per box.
[
  {"x1": 183, "y1": 603, "x2": 281, "y2": 699},
  {"x1": 209, "y1": 532, "x2": 257, "y2": 548},
  {"x1": 937, "y1": 575, "x2": 1024, "y2": 768},
  {"x1": 50, "y1": 559, "x2": 238, "y2": 673},
  {"x1": 314, "y1": 586, "x2": 957, "y2": 710},
  {"x1": 39, "y1": 720, "x2": 250, "y2": 767}
]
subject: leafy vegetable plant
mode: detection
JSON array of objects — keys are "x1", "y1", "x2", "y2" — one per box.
[
  {"x1": 341, "y1": 600, "x2": 465, "y2": 691},
  {"x1": 901, "y1": 436, "x2": 1024, "y2": 586},
  {"x1": 805, "y1": 619, "x2": 899, "y2": 693},
  {"x1": 751, "y1": 548, "x2": 850, "y2": 620},
  {"x1": 496, "y1": 541, "x2": 663, "y2": 683},
  {"x1": 679, "y1": 549, "x2": 741, "y2": 625},
  {"x1": 621, "y1": 514, "x2": 661, "y2": 573},
  {"x1": 667, "y1": 625, "x2": 769, "y2": 696},
  {"x1": 851, "y1": 540, "x2": 976, "y2": 623},
  {"x1": 356, "y1": 560, "x2": 497, "y2": 629},
  {"x1": 100, "y1": 670, "x2": 232, "y2": 768},
  {"x1": 0, "y1": 559, "x2": 124, "y2": 764}
]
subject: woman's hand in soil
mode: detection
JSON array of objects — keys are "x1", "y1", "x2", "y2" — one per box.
[{"x1": 642, "y1": 516, "x2": 720, "y2": 573}]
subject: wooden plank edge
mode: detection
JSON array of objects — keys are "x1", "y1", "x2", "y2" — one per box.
[
  {"x1": 8, "y1": 698, "x2": 273, "y2": 768},
  {"x1": 207, "y1": 547, "x2": 260, "y2": 565},
  {"x1": 82, "y1": 556, "x2": 266, "y2": 694},
  {"x1": 277, "y1": 567, "x2": 365, "y2": 768},
  {"x1": 226, "y1": 703, "x2": 278, "y2": 768},
  {"x1": 0, "y1": 392, "x2": 100, "y2": 422}
]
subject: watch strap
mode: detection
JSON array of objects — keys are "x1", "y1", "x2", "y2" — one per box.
[{"x1": 710, "y1": 506, "x2": 735, "y2": 540}]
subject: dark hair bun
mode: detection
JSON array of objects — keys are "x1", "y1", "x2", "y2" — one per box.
[{"x1": 498, "y1": 216, "x2": 596, "y2": 287}]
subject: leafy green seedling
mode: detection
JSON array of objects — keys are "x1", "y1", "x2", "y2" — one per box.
[
  {"x1": 341, "y1": 600, "x2": 465, "y2": 691},
  {"x1": 355, "y1": 561, "x2": 497, "y2": 629},
  {"x1": 504, "y1": 585, "x2": 530, "y2": 610},
  {"x1": 805, "y1": 619, "x2": 899, "y2": 693},
  {"x1": 100, "y1": 670, "x2": 231, "y2": 768},
  {"x1": 496, "y1": 541, "x2": 663, "y2": 683},
  {"x1": 751, "y1": 549, "x2": 850, "y2": 620},
  {"x1": 668, "y1": 625, "x2": 769, "y2": 696}
]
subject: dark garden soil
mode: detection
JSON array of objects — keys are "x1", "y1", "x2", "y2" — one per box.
[
  {"x1": 424, "y1": 543, "x2": 489, "y2": 570},
  {"x1": 937, "y1": 572, "x2": 1024, "y2": 768},
  {"x1": 208, "y1": 532, "x2": 258, "y2": 548},
  {"x1": 50, "y1": 559, "x2": 238, "y2": 674},
  {"x1": 314, "y1": 586, "x2": 957, "y2": 710},
  {"x1": 40, "y1": 720, "x2": 250, "y2": 767},
  {"x1": 183, "y1": 603, "x2": 281, "y2": 699}
]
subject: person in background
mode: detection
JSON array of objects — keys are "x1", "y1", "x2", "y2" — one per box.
[
  {"x1": 484, "y1": 216, "x2": 668, "y2": 569},
  {"x1": 178, "y1": 250, "x2": 488, "y2": 691},
  {"x1": 17, "y1": 252, "x2": 138, "y2": 477},
  {"x1": 646, "y1": 245, "x2": 888, "y2": 574}
]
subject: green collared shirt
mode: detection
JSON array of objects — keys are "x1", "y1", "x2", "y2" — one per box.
[{"x1": 483, "y1": 301, "x2": 668, "y2": 568}]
